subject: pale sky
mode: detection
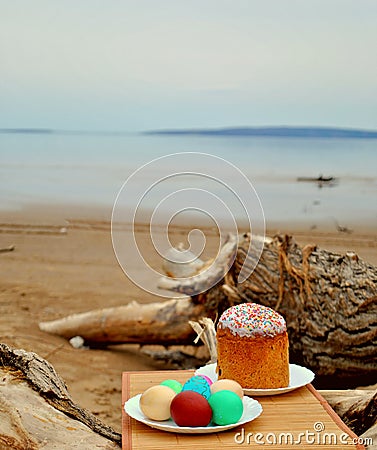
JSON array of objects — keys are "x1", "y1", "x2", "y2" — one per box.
[{"x1": 1, "y1": 0, "x2": 377, "y2": 131}]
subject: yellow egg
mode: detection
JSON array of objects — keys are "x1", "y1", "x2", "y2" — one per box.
[
  {"x1": 139, "y1": 385, "x2": 176, "y2": 421},
  {"x1": 210, "y1": 379, "x2": 244, "y2": 399}
]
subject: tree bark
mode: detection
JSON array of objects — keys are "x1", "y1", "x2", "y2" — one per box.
[{"x1": 0, "y1": 343, "x2": 121, "y2": 449}]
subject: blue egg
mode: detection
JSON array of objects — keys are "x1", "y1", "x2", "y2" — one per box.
[{"x1": 182, "y1": 375, "x2": 211, "y2": 399}]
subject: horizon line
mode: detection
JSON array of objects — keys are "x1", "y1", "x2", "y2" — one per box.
[{"x1": 1, "y1": 124, "x2": 377, "y2": 138}]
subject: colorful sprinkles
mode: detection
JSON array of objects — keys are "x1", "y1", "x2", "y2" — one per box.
[{"x1": 218, "y1": 303, "x2": 286, "y2": 337}]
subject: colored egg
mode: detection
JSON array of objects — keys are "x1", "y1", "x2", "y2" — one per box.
[
  {"x1": 182, "y1": 375, "x2": 211, "y2": 399},
  {"x1": 170, "y1": 391, "x2": 212, "y2": 427},
  {"x1": 160, "y1": 379, "x2": 183, "y2": 393},
  {"x1": 197, "y1": 374, "x2": 213, "y2": 386},
  {"x1": 208, "y1": 390, "x2": 243, "y2": 425},
  {"x1": 210, "y1": 379, "x2": 244, "y2": 399},
  {"x1": 139, "y1": 385, "x2": 176, "y2": 421}
]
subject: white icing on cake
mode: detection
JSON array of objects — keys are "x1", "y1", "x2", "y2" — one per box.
[{"x1": 218, "y1": 303, "x2": 286, "y2": 337}]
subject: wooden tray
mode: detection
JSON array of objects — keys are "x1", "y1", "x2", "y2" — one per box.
[{"x1": 122, "y1": 370, "x2": 364, "y2": 449}]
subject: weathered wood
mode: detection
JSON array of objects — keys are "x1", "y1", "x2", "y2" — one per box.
[
  {"x1": 0, "y1": 244, "x2": 15, "y2": 253},
  {"x1": 232, "y1": 234, "x2": 377, "y2": 380},
  {"x1": 0, "y1": 343, "x2": 120, "y2": 449},
  {"x1": 39, "y1": 297, "x2": 210, "y2": 346},
  {"x1": 140, "y1": 348, "x2": 208, "y2": 370},
  {"x1": 161, "y1": 233, "x2": 377, "y2": 380},
  {"x1": 1, "y1": 345, "x2": 374, "y2": 448},
  {"x1": 158, "y1": 233, "x2": 237, "y2": 295},
  {"x1": 189, "y1": 318, "x2": 217, "y2": 364},
  {"x1": 162, "y1": 243, "x2": 205, "y2": 278},
  {"x1": 322, "y1": 389, "x2": 377, "y2": 448},
  {"x1": 40, "y1": 233, "x2": 377, "y2": 381}
]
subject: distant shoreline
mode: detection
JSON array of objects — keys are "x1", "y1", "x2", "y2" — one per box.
[
  {"x1": 144, "y1": 126, "x2": 377, "y2": 139},
  {"x1": 2, "y1": 125, "x2": 377, "y2": 139}
]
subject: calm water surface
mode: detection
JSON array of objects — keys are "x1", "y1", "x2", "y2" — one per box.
[{"x1": 1, "y1": 132, "x2": 376, "y2": 230}]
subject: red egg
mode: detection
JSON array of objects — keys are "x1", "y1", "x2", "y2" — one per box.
[{"x1": 170, "y1": 391, "x2": 212, "y2": 427}]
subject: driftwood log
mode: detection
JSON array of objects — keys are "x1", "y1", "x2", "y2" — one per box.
[
  {"x1": 0, "y1": 343, "x2": 121, "y2": 449},
  {"x1": 0, "y1": 244, "x2": 15, "y2": 253},
  {"x1": 321, "y1": 388, "x2": 377, "y2": 449},
  {"x1": 40, "y1": 234, "x2": 377, "y2": 383},
  {"x1": 40, "y1": 297, "x2": 208, "y2": 347}
]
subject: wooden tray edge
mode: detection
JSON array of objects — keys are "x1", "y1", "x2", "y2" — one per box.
[{"x1": 307, "y1": 384, "x2": 365, "y2": 450}]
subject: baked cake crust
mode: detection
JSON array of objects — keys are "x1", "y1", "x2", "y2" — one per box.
[{"x1": 216, "y1": 303, "x2": 290, "y2": 389}]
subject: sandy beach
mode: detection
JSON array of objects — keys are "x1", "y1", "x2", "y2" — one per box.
[{"x1": 0, "y1": 204, "x2": 376, "y2": 433}]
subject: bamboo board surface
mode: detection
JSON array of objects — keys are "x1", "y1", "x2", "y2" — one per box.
[{"x1": 122, "y1": 370, "x2": 364, "y2": 450}]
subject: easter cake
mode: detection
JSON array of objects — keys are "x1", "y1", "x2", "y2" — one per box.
[{"x1": 216, "y1": 303, "x2": 289, "y2": 389}]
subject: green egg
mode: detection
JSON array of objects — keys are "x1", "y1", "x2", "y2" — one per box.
[
  {"x1": 160, "y1": 379, "x2": 183, "y2": 394},
  {"x1": 208, "y1": 390, "x2": 244, "y2": 425}
]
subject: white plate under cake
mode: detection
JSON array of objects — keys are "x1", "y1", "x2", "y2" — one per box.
[{"x1": 195, "y1": 363, "x2": 315, "y2": 396}]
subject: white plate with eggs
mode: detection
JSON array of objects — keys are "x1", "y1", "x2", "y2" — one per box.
[
  {"x1": 195, "y1": 363, "x2": 315, "y2": 396},
  {"x1": 124, "y1": 394, "x2": 263, "y2": 434}
]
